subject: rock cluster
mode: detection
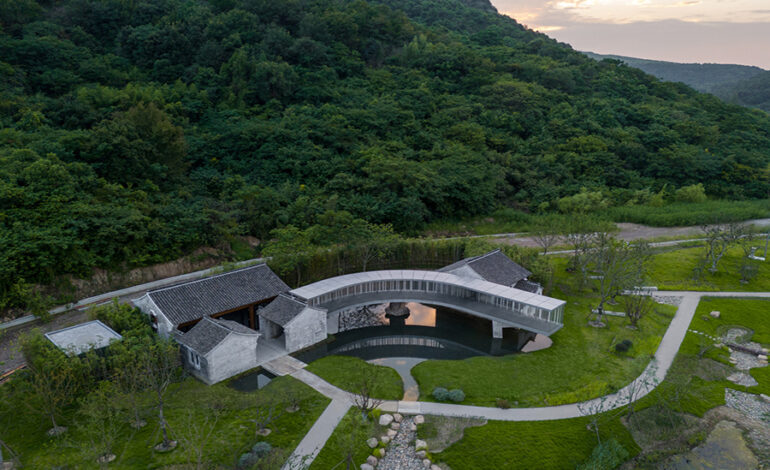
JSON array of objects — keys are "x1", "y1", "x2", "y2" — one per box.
[{"x1": 365, "y1": 415, "x2": 439, "y2": 470}]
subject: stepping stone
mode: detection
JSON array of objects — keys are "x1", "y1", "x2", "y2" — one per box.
[{"x1": 378, "y1": 414, "x2": 394, "y2": 426}]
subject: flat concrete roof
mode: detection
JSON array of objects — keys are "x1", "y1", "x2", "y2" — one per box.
[
  {"x1": 44, "y1": 320, "x2": 122, "y2": 356},
  {"x1": 290, "y1": 270, "x2": 566, "y2": 311}
]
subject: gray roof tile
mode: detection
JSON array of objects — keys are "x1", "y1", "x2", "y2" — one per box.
[
  {"x1": 177, "y1": 317, "x2": 257, "y2": 355},
  {"x1": 440, "y1": 249, "x2": 531, "y2": 287},
  {"x1": 147, "y1": 264, "x2": 289, "y2": 326},
  {"x1": 258, "y1": 293, "x2": 307, "y2": 326}
]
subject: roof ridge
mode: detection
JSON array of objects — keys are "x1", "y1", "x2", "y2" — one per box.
[
  {"x1": 279, "y1": 292, "x2": 308, "y2": 306},
  {"x1": 148, "y1": 263, "x2": 268, "y2": 295},
  {"x1": 468, "y1": 249, "x2": 502, "y2": 264}
]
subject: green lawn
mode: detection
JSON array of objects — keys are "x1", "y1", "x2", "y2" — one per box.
[
  {"x1": 430, "y1": 297, "x2": 770, "y2": 470},
  {"x1": 429, "y1": 414, "x2": 639, "y2": 470},
  {"x1": 649, "y1": 245, "x2": 770, "y2": 292},
  {"x1": 304, "y1": 355, "x2": 404, "y2": 400},
  {"x1": 3, "y1": 375, "x2": 329, "y2": 469},
  {"x1": 412, "y1": 260, "x2": 677, "y2": 407},
  {"x1": 309, "y1": 408, "x2": 386, "y2": 469}
]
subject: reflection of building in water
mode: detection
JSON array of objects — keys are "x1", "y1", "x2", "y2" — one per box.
[{"x1": 403, "y1": 302, "x2": 436, "y2": 327}]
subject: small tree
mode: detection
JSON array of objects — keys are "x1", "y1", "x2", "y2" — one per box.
[
  {"x1": 577, "y1": 396, "x2": 609, "y2": 445},
  {"x1": 0, "y1": 380, "x2": 19, "y2": 467},
  {"x1": 263, "y1": 225, "x2": 314, "y2": 286},
  {"x1": 138, "y1": 336, "x2": 183, "y2": 450},
  {"x1": 589, "y1": 236, "x2": 650, "y2": 325},
  {"x1": 21, "y1": 332, "x2": 83, "y2": 435},
  {"x1": 77, "y1": 380, "x2": 126, "y2": 467},
  {"x1": 700, "y1": 221, "x2": 745, "y2": 273},
  {"x1": 349, "y1": 222, "x2": 399, "y2": 271},
  {"x1": 622, "y1": 294, "x2": 655, "y2": 329},
  {"x1": 532, "y1": 215, "x2": 563, "y2": 255},
  {"x1": 331, "y1": 413, "x2": 370, "y2": 470},
  {"x1": 350, "y1": 365, "x2": 384, "y2": 417},
  {"x1": 176, "y1": 401, "x2": 226, "y2": 470}
]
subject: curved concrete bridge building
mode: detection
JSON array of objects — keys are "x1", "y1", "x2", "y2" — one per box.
[{"x1": 290, "y1": 268, "x2": 565, "y2": 338}]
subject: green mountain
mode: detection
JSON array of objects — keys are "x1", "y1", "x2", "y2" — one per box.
[
  {"x1": 585, "y1": 52, "x2": 770, "y2": 112},
  {"x1": 1, "y1": 0, "x2": 769, "y2": 309}
]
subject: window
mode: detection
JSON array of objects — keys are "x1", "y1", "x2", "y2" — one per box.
[{"x1": 188, "y1": 348, "x2": 201, "y2": 369}]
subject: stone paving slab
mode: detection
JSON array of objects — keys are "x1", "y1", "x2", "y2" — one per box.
[{"x1": 281, "y1": 399, "x2": 350, "y2": 470}]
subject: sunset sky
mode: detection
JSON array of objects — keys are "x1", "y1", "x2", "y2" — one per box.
[{"x1": 490, "y1": 0, "x2": 770, "y2": 68}]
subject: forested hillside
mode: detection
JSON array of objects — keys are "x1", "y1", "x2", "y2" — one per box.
[
  {"x1": 1, "y1": 0, "x2": 770, "y2": 312},
  {"x1": 585, "y1": 52, "x2": 770, "y2": 112}
]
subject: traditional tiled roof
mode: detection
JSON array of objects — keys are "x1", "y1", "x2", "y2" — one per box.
[
  {"x1": 514, "y1": 279, "x2": 542, "y2": 294},
  {"x1": 258, "y1": 293, "x2": 308, "y2": 327},
  {"x1": 177, "y1": 317, "x2": 257, "y2": 355},
  {"x1": 146, "y1": 264, "x2": 289, "y2": 326},
  {"x1": 439, "y1": 249, "x2": 531, "y2": 287}
]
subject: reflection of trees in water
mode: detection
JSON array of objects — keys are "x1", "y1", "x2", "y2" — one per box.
[{"x1": 338, "y1": 304, "x2": 388, "y2": 332}]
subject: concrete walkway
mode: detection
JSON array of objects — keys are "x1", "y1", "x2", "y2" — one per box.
[
  {"x1": 280, "y1": 290, "x2": 770, "y2": 468},
  {"x1": 281, "y1": 399, "x2": 351, "y2": 470}
]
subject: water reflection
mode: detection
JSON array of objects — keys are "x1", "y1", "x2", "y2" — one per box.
[
  {"x1": 228, "y1": 370, "x2": 275, "y2": 392},
  {"x1": 298, "y1": 304, "x2": 549, "y2": 364}
]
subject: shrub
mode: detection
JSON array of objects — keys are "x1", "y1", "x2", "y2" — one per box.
[
  {"x1": 368, "y1": 408, "x2": 382, "y2": 421},
  {"x1": 238, "y1": 452, "x2": 255, "y2": 469},
  {"x1": 432, "y1": 387, "x2": 449, "y2": 401},
  {"x1": 614, "y1": 339, "x2": 633, "y2": 353},
  {"x1": 251, "y1": 441, "x2": 272, "y2": 458},
  {"x1": 89, "y1": 300, "x2": 150, "y2": 335},
  {"x1": 495, "y1": 398, "x2": 510, "y2": 409},
  {"x1": 674, "y1": 183, "x2": 708, "y2": 203},
  {"x1": 576, "y1": 439, "x2": 629, "y2": 470},
  {"x1": 448, "y1": 389, "x2": 465, "y2": 403}
]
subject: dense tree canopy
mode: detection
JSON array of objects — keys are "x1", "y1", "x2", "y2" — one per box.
[{"x1": 1, "y1": 0, "x2": 769, "y2": 309}]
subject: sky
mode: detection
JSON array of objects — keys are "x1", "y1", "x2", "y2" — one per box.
[{"x1": 490, "y1": 0, "x2": 770, "y2": 69}]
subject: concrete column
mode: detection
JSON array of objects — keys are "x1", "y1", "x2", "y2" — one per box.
[{"x1": 492, "y1": 321, "x2": 504, "y2": 339}]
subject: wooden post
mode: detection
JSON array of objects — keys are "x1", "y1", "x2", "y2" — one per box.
[{"x1": 249, "y1": 304, "x2": 256, "y2": 330}]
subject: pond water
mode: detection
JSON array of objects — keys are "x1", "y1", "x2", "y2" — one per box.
[
  {"x1": 228, "y1": 370, "x2": 276, "y2": 392},
  {"x1": 296, "y1": 302, "x2": 548, "y2": 363}
]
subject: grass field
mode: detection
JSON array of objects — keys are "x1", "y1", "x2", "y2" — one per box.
[
  {"x1": 429, "y1": 414, "x2": 639, "y2": 469},
  {"x1": 423, "y1": 199, "x2": 770, "y2": 236},
  {"x1": 2, "y1": 375, "x2": 329, "y2": 469},
  {"x1": 411, "y1": 259, "x2": 677, "y2": 407},
  {"x1": 304, "y1": 355, "x2": 404, "y2": 400},
  {"x1": 648, "y1": 245, "x2": 770, "y2": 292},
  {"x1": 309, "y1": 408, "x2": 385, "y2": 469}
]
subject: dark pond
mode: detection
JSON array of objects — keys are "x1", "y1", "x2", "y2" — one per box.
[
  {"x1": 229, "y1": 370, "x2": 276, "y2": 392},
  {"x1": 296, "y1": 302, "x2": 544, "y2": 363}
]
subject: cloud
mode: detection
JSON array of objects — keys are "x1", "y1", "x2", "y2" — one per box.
[{"x1": 490, "y1": 1, "x2": 770, "y2": 68}]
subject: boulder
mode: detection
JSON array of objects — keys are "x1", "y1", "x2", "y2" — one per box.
[
  {"x1": 367, "y1": 438, "x2": 378, "y2": 449},
  {"x1": 415, "y1": 439, "x2": 428, "y2": 451},
  {"x1": 387, "y1": 429, "x2": 397, "y2": 438},
  {"x1": 431, "y1": 466, "x2": 442, "y2": 470},
  {"x1": 367, "y1": 455, "x2": 378, "y2": 466},
  {"x1": 413, "y1": 415, "x2": 425, "y2": 425},
  {"x1": 409, "y1": 422, "x2": 417, "y2": 431},
  {"x1": 758, "y1": 355, "x2": 768, "y2": 361},
  {"x1": 378, "y1": 414, "x2": 394, "y2": 426},
  {"x1": 390, "y1": 422, "x2": 400, "y2": 431},
  {"x1": 710, "y1": 311, "x2": 720, "y2": 318},
  {"x1": 416, "y1": 450, "x2": 427, "y2": 458},
  {"x1": 377, "y1": 448, "x2": 386, "y2": 458},
  {"x1": 380, "y1": 436, "x2": 390, "y2": 445},
  {"x1": 393, "y1": 413, "x2": 403, "y2": 423},
  {"x1": 361, "y1": 464, "x2": 374, "y2": 470},
  {"x1": 423, "y1": 459, "x2": 432, "y2": 468}
]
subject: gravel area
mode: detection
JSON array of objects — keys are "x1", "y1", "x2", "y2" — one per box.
[
  {"x1": 725, "y1": 389, "x2": 770, "y2": 421},
  {"x1": 652, "y1": 295, "x2": 683, "y2": 307},
  {"x1": 378, "y1": 417, "x2": 426, "y2": 470},
  {"x1": 728, "y1": 343, "x2": 767, "y2": 371}
]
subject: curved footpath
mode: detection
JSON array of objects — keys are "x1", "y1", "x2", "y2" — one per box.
[{"x1": 282, "y1": 290, "x2": 770, "y2": 469}]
